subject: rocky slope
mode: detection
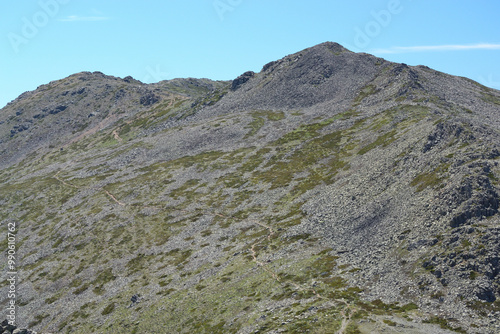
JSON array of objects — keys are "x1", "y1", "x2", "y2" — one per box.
[{"x1": 1, "y1": 42, "x2": 500, "y2": 333}]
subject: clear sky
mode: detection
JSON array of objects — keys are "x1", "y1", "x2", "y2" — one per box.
[{"x1": 1, "y1": 0, "x2": 500, "y2": 108}]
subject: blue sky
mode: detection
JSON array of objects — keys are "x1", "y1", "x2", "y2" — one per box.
[{"x1": 1, "y1": 0, "x2": 500, "y2": 108}]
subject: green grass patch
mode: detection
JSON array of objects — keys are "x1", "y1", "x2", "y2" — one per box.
[
  {"x1": 354, "y1": 84, "x2": 378, "y2": 105},
  {"x1": 101, "y1": 302, "x2": 116, "y2": 315},
  {"x1": 411, "y1": 163, "x2": 450, "y2": 192},
  {"x1": 423, "y1": 316, "x2": 466, "y2": 333},
  {"x1": 358, "y1": 130, "x2": 397, "y2": 155}
]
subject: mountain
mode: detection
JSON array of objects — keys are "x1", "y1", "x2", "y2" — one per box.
[{"x1": 1, "y1": 42, "x2": 500, "y2": 334}]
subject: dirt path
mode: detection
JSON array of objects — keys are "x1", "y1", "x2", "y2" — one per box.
[
  {"x1": 337, "y1": 308, "x2": 350, "y2": 334},
  {"x1": 112, "y1": 130, "x2": 123, "y2": 142},
  {"x1": 254, "y1": 221, "x2": 275, "y2": 241},
  {"x1": 64, "y1": 113, "x2": 119, "y2": 147},
  {"x1": 53, "y1": 170, "x2": 325, "y2": 301},
  {"x1": 53, "y1": 171, "x2": 78, "y2": 189},
  {"x1": 246, "y1": 217, "x2": 325, "y2": 299},
  {"x1": 104, "y1": 189, "x2": 126, "y2": 206},
  {"x1": 250, "y1": 236, "x2": 283, "y2": 283},
  {"x1": 337, "y1": 300, "x2": 356, "y2": 334},
  {"x1": 210, "y1": 212, "x2": 282, "y2": 282},
  {"x1": 54, "y1": 170, "x2": 127, "y2": 207}
]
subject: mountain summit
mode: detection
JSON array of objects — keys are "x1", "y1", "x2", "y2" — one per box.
[
  {"x1": 1, "y1": 42, "x2": 500, "y2": 333},
  {"x1": 215, "y1": 41, "x2": 382, "y2": 110}
]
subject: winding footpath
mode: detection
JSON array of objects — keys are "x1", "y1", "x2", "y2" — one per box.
[{"x1": 53, "y1": 168, "x2": 356, "y2": 331}]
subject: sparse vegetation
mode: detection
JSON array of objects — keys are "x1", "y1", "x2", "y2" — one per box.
[
  {"x1": 101, "y1": 302, "x2": 116, "y2": 315},
  {"x1": 1, "y1": 43, "x2": 499, "y2": 334},
  {"x1": 411, "y1": 163, "x2": 450, "y2": 192}
]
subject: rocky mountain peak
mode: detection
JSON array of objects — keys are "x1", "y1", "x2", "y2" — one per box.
[{"x1": 209, "y1": 42, "x2": 391, "y2": 113}]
